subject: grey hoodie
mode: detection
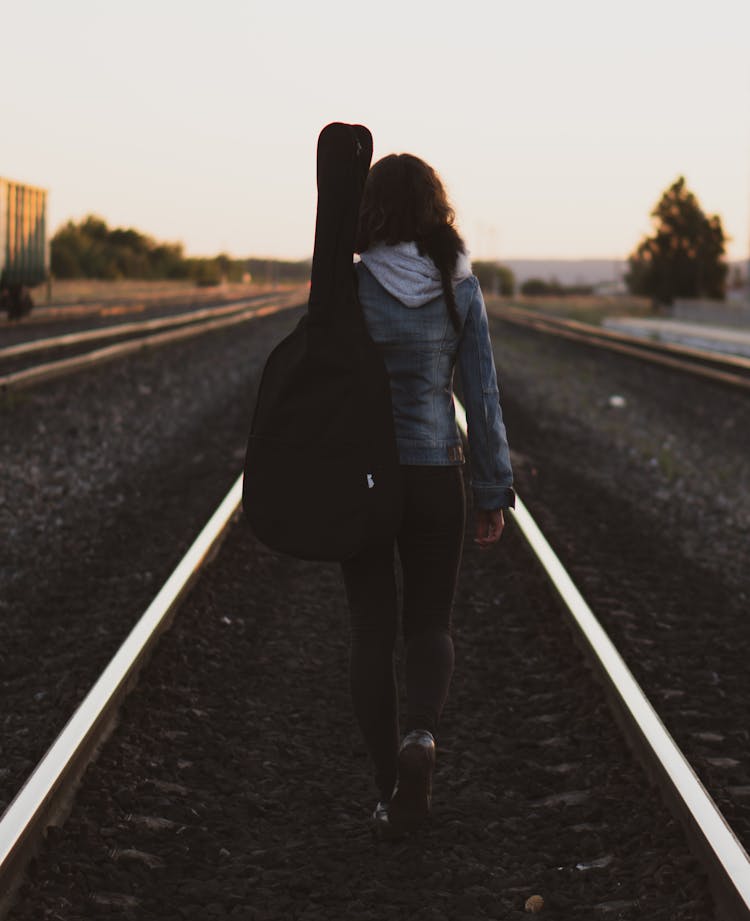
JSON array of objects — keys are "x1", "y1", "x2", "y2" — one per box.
[
  {"x1": 359, "y1": 241, "x2": 473, "y2": 307},
  {"x1": 354, "y1": 248, "x2": 515, "y2": 508}
]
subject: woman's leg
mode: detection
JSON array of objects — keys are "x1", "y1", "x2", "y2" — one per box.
[
  {"x1": 340, "y1": 541, "x2": 400, "y2": 800},
  {"x1": 397, "y1": 466, "x2": 466, "y2": 735}
]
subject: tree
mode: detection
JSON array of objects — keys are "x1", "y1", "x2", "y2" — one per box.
[
  {"x1": 520, "y1": 277, "x2": 557, "y2": 296},
  {"x1": 50, "y1": 216, "x2": 186, "y2": 280},
  {"x1": 626, "y1": 176, "x2": 727, "y2": 305},
  {"x1": 49, "y1": 215, "x2": 312, "y2": 284},
  {"x1": 519, "y1": 277, "x2": 593, "y2": 297},
  {"x1": 472, "y1": 261, "x2": 515, "y2": 296}
]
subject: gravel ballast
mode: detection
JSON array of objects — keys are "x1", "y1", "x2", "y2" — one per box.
[
  {"x1": 3, "y1": 301, "x2": 744, "y2": 919},
  {"x1": 9, "y1": 499, "x2": 715, "y2": 920},
  {"x1": 487, "y1": 309, "x2": 750, "y2": 853},
  {"x1": 0, "y1": 304, "x2": 304, "y2": 814}
]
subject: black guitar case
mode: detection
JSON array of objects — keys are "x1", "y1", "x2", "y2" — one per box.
[{"x1": 242, "y1": 122, "x2": 402, "y2": 561}]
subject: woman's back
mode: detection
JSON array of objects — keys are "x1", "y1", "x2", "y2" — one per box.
[
  {"x1": 355, "y1": 242, "x2": 514, "y2": 510},
  {"x1": 356, "y1": 248, "x2": 477, "y2": 464}
]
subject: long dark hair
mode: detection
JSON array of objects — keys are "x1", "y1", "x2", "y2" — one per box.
[{"x1": 356, "y1": 153, "x2": 466, "y2": 331}]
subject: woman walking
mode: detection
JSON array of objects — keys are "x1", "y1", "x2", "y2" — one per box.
[{"x1": 344, "y1": 153, "x2": 515, "y2": 838}]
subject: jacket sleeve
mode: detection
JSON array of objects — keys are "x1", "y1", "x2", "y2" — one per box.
[{"x1": 456, "y1": 280, "x2": 515, "y2": 510}]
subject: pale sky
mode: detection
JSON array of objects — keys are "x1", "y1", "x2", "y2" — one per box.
[{"x1": 2, "y1": 0, "x2": 749, "y2": 263}]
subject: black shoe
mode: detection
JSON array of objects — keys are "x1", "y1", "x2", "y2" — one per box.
[
  {"x1": 370, "y1": 799, "x2": 400, "y2": 841},
  {"x1": 387, "y1": 729, "x2": 435, "y2": 834}
]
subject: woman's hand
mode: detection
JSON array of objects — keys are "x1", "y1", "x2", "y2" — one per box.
[{"x1": 474, "y1": 508, "x2": 505, "y2": 549}]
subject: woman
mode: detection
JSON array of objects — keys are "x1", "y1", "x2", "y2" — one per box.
[{"x1": 344, "y1": 152, "x2": 515, "y2": 839}]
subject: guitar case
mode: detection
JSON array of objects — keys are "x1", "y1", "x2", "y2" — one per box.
[{"x1": 242, "y1": 122, "x2": 402, "y2": 561}]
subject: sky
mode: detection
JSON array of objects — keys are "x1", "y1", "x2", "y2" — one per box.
[{"x1": 2, "y1": 0, "x2": 749, "y2": 264}]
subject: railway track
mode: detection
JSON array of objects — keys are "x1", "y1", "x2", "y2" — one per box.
[
  {"x1": 491, "y1": 304, "x2": 750, "y2": 391},
  {"x1": 2, "y1": 393, "x2": 748, "y2": 918},
  {"x1": 0, "y1": 288, "x2": 307, "y2": 390},
  {"x1": 0, "y1": 300, "x2": 305, "y2": 854},
  {"x1": 0, "y1": 286, "x2": 288, "y2": 339}
]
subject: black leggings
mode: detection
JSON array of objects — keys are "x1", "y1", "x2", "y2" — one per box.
[{"x1": 340, "y1": 465, "x2": 466, "y2": 799}]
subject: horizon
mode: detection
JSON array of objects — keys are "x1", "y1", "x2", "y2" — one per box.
[{"x1": 45, "y1": 218, "x2": 749, "y2": 270}]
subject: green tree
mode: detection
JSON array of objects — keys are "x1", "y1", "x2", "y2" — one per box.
[
  {"x1": 50, "y1": 216, "x2": 188, "y2": 280},
  {"x1": 49, "y1": 215, "x2": 312, "y2": 285},
  {"x1": 626, "y1": 177, "x2": 727, "y2": 305},
  {"x1": 49, "y1": 234, "x2": 81, "y2": 278},
  {"x1": 472, "y1": 261, "x2": 515, "y2": 295},
  {"x1": 520, "y1": 277, "x2": 562, "y2": 296}
]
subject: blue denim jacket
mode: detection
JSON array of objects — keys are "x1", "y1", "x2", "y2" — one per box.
[{"x1": 355, "y1": 261, "x2": 515, "y2": 509}]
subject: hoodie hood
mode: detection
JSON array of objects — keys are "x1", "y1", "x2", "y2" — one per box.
[{"x1": 359, "y1": 241, "x2": 472, "y2": 307}]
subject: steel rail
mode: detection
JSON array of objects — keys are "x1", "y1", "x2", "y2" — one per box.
[
  {"x1": 0, "y1": 292, "x2": 285, "y2": 360},
  {"x1": 501, "y1": 304, "x2": 750, "y2": 370},
  {"x1": 454, "y1": 398, "x2": 750, "y2": 919},
  {"x1": 499, "y1": 304, "x2": 750, "y2": 371},
  {"x1": 0, "y1": 476, "x2": 245, "y2": 914},
  {"x1": 0, "y1": 294, "x2": 305, "y2": 391},
  {"x1": 0, "y1": 287, "x2": 293, "y2": 328},
  {"x1": 494, "y1": 304, "x2": 750, "y2": 391}
]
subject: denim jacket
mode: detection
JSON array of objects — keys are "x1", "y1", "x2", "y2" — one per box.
[{"x1": 355, "y1": 257, "x2": 515, "y2": 510}]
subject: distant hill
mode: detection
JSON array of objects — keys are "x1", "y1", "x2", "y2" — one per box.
[
  {"x1": 498, "y1": 258, "x2": 747, "y2": 289},
  {"x1": 500, "y1": 259, "x2": 627, "y2": 287}
]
